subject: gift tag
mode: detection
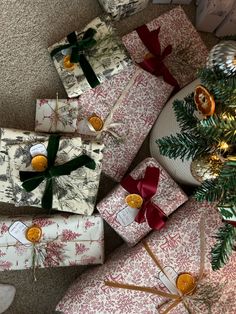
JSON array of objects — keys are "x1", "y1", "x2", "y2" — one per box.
[
  {"x1": 61, "y1": 48, "x2": 72, "y2": 56},
  {"x1": 77, "y1": 119, "x2": 97, "y2": 136},
  {"x1": 157, "y1": 266, "x2": 179, "y2": 294},
  {"x1": 116, "y1": 206, "x2": 139, "y2": 227},
  {"x1": 9, "y1": 221, "x2": 32, "y2": 246},
  {"x1": 30, "y1": 144, "x2": 47, "y2": 158}
]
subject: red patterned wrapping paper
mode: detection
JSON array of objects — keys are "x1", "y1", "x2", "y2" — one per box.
[
  {"x1": 97, "y1": 157, "x2": 188, "y2": 246},
  {"x1": 122, "y1": 6, "x2": 209, "y2": 89},
  {"x1": 57, "y1": 198, "x2": 236, "y2": 314}
]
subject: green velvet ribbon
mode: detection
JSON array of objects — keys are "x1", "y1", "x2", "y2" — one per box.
[
  {"x1": 19, "y1": 135, "x2": 96, "y2": 210},
  {"x1": 50, "y1": 28, "x2": 100, "y2": 88}
]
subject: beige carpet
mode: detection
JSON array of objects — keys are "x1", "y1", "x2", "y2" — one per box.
[{"x1": 0, "y1": 1, "x2": 218, "y2": 313}]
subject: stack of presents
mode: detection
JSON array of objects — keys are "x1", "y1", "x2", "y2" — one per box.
[{"x1": 0, "y1": 1, "x2": 235, "y2": 313}]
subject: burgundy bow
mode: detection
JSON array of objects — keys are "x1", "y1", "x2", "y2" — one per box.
[
  {"x1": 121, "y1": 167, "x2": 167, "y2": 230},
  {"x1": 136, "y1": 24, "x2": 180, "y2": 92}
]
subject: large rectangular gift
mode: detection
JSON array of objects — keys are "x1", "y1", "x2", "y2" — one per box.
[
  {"x1": 0, "y1": 214, "x2": 104, "y2": 271},
  {"x1": 98, "y1": 0, "x2": 149, "y2": 21},
  {"x1": 97, "y1": 157, "x2": 188, "y2": 246},
  {"x1": 122, "y1": 6, "x2": 208, "y2": 89},
  {"x1": 57, "y1": 198, "x2": 236, "y2": 314},
  {"x1": 0, "y1": 128, "x2": 103, "y2": 214},
  {"x1": 196, "y1": 0, "x2": 235, "y2": 33},
  {"x1": 35, "y1": 98, "x2": 79, "y2": 133},
  {"x1": 48, "y1": 16, "x2": 131, "y2": 98}
]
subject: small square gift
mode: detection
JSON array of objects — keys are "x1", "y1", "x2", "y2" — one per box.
[
  {"x1": 35, "y1": 98, "x2": 79, "y2": 133},
  {"x1": 48, "y1": 16, "x2": 131, "y2": 98},
  {"x1": 122, "y1": 6, "x2": 209, "y2": 89},
  {"x1": 97, "y1": 157, "x2": 188, "y2": 246},
  {"x1": 76, "y1": 64, "x2": 173, "y2": 182},
  {"x1": 215, "y1": 2, "x2": 236, "y2": 37},
  {"x1": 196, "y1": 0, "x2": 235, "y2": 33},
  {"x1": 98, "y1": 0, "x2": 149, "y2": 21},
  {"x1": 0, "y1": 128, "x2": 103, "y2": 214},
  {"x1": 57, "y1": 198, "x2": 236, "y2": 314},
  {"x1": 0, "y1": 214, "x2": 104, "y2": 272}
]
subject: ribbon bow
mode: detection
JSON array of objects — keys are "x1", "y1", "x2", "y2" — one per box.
[
  {"x1": 121, "y1": 167, "x2": 167, "y2": 230},
  {"x1": 19, "y1": 135, "x2": 95, "y2": 210},
  {"x1": 136, "y1": 25, "x2": 180, "y2": 92},
  {"x1": 50, "y1": 28, "x2": 100, "y2": 88}
]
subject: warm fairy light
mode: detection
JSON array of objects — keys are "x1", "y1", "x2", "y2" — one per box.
[{"x1": 219, "y1": 141, "x2": 229, "y2": 151}]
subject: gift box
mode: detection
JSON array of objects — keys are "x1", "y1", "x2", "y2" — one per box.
[
  {"x1": 0, "y1": 128, "x2": 103, "y2": 214},
  {"x1": 48, "y1": 16, "x2": 131, "y2": 98},
  {"x1": 153, "y1": 1, "x2": 192, "y2": 4},
  {"x1": 196, "y1": 0, "x2": 235, "y2": 33},
  {"x1": 0, "y1": 214, "x2": 104, "y2": 271},
  {"x1": 98, "y1": 0, "x2": 149, "y2": 20},
  {"x1": 57, "y1": 198, "x2": 236, "y2": 314},
  {"x1": 35, "y1": 98, "x2": 79, "y2": 133},
  {"x1": 122, "y1": 7, "x2": 208, "y2": 89},
  {"x1": 215, "y1": 2, "x2": 236, "y2": 37},
  {"x1": 97, "y1": 157, "x2": 188, "y2": 246}
]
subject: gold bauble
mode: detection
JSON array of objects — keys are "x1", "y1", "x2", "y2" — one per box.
[{"x1": 191, "y1": 155, "x2": 223, "y2": 182}]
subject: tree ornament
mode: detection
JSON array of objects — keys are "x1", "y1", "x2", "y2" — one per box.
[
  {"x1": 194, "y1": 85, "x2": 215, "y2": 116},
  {"x1": 190, "y1": 155, "x2": 223, "y2": 182},
  {"x1": 207, "y1": 41, "x2": 236, "y2": 76}
]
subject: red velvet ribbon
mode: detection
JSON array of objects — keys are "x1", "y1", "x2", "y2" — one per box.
[
  {"x1": 121, "y1": 167, "x2": 167, "y2": 230},
  {"x1": 136, "y1": 24, "x2": 180, "y2": 92}
]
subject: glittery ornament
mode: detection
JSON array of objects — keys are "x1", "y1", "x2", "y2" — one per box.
[
  {"x1": 207, "y1": 41, "x2": 236, "y2": 76},
  {"x1": 191, "y1": 155, "x2": 223, "y2": 182}
]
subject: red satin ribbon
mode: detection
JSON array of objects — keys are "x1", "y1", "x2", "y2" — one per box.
[
  {"x1": 136, "y1": 24, "x2": 180, "y2": 92},
  {"x1": 121, "y1": 167, "x2": 167, "y2": 230}
]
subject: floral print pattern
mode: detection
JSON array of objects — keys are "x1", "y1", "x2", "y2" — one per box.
[
  {"x1": 0, "y1": 214, "x2": 104, "y2": 271},
  {"x1": 97, "y1": 158, "x2": 188, "y2": 246},
  {"x1": 57, "y1": 199, "x2": 236, "y2": 314},
  {"x1": 48, "y1": 16, "x2": 131, "y2": 98}
]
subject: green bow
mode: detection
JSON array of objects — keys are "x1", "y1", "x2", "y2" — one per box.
[
  {"x1": 19, "y1": 135, "x2": 96, "y2": 210},
  {"x1": 50, "y1": 28, "x2": 100, "y2": 88}
]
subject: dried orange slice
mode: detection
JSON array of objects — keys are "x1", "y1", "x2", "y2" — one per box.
[
  {"x1": 26, "y1": 225, "x2": 42, "y2": 243},
  {"x1": 194, "y1": 85, "x2": 215, "y2": 116},
  {"x1": 31, "y1": 155, "x2": 48, "y2": 172},
  {"x1": 88, "y1": 115, "x2": 104, "y2": 131},
  {"x1": 176, "y1": 273, "x2": 196, "y2": 295},
  {"x1": 125, "y1": 194, "x2": 143, "y2": 209},
  {"x1": 63, "y1": 55, "x2": 75, "y2": 70}
]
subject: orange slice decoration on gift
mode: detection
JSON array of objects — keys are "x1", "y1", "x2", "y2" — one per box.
[
  {"x1": 88, "y1": 115, "x2": 104, "y2": 131},
  {"x1": 31, "y1": 155, "x2": 48, "y2": 172},
  {"x1": 194, "y1": 85, "x2": 215, "y2": 116},
  {"x1": 125, "y1": 194, "x2": 143, "y2": 209},
  {"x1": 26, "y1": 225, "x2": 42, "y2": 243},
  {"x1": 63, "y1": 55, "x2": 75, "y2": 71},
  {"x1": 176, "y1": 273, "x2": 196, "y2": 295},
  {"x1": 144, "y1": 52, "x2": 154, "y2": 60}
]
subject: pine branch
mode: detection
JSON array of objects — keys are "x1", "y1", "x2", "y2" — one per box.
[
  {"x1": 211, "y1": 223, "x2": 236, "y2": 271},
  {"x1": 156, "y1": 133, "x2": 212, "y2": 161},
  {"x1": 173, "y1": 95, "x2": 199, "y2": 132},
  {"x1": 194, "y1": 179, "x2": 223, "y2": 202},
  {"x1": 218, "y1": 160, "x2": 236, "y2": 192}
]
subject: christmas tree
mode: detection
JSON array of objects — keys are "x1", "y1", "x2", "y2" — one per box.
[{"x1": 157, "y1": 40, "x2": 236, "y2": 271}]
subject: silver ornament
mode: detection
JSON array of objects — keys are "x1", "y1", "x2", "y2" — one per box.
[{"x1": 207, "y1": 41, "x2": 236, "y2": 76}]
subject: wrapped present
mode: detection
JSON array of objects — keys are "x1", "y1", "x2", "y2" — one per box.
[
  {"x1": 57, "y1": 198, "x2": 236, "y2": 314},
  {"x1": 76, "y1": 64, "x2": 173, "y2": 182},
  {"x1": 0, "y1": 128, "x2": 103, "y2": 214},
  {"x1": 196, "y1": 0, "x2": 235, "y2": 33},
  {"x1": 215, "y1": 2, "x2": 236, "y2": 36},
  {"x1": 35, "y1": 98, "x2": 79, "y2": 133},
  {"x1": 122, "y1": 7, "x2": 208, "y2": 89},
  {"x1": 48, "y1": 16, "x2": 131, "y2": 98},
  {"x1": 97, "y1": 157, "x2": 188, "y2": 246},
  {"x1": 0, "y1": 214, "x2": 104, "y2": 272},
  {"x1": 153, "y1": 1, "x2": 192, "y2": 3},
  {"x1": 98, "y1": 0, "x2": 149, "y2": 20}
]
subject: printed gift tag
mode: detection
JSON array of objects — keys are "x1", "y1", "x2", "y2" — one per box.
[
  {"x1": 116, "y1": 206, "x2": 139, "y2": 227},
  {"x1": 9, "y1": 221, "x2": 31, "y2": 246},
  {"x1": 157, "y1": 266, "x2": 179, "y2": 294}
]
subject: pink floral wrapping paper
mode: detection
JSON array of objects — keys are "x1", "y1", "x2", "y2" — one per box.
[
  {"x1": 57, "y1": 199, "x2": 236, "y2": 314},
  {"x1": 76, "y1": 64, "x2": 173, "y2": 182},
  {"x1": 97, "y1": 157, "x2": 188, "y2": 246},
  {"x1": 0, "y1": 214, "x2": 104, "y2": 271},
  {"x1": 122, "y1": 6, "x2": 209, "y2": 88}
]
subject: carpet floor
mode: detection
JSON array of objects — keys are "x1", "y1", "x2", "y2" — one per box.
[{"x1": 0, "y1": 1, "x2": 218, "y2": 313}]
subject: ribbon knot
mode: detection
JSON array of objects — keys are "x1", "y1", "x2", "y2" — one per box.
[
  {"x1": 121, "y1": 167, "x2": 167, "y2": 230},
  {"x1": 50, "y1": 28, "x2": 100, "y2": 88},
  {"x1": 136, "y1": 25, "x2": 180, "y2": 92},
  {"x1": 19, "y1": 135, "x2": 96, "y2": 211}
]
